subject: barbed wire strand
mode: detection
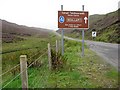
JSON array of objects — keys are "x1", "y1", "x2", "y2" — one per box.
[
  {"x1": 0, "y1": 64, "x2": 20, "y2": 77},
  {"x1": 27, "y1": 48, "x2": 47, "y2": 60},
  {"x1": 27, "y1": 51, "x2": 47, "y2": 68},
  {"x1": 30, "y1": 60, "x2": 48, "y2": 88},
  {"x1": 16, "y1": 49, "x2": 47, "y2": 89},
  {"x1": 18, "y1": 50, "x2": 48, "y2": 88},
  {"x1": 1, "y1": 50, "x2": 47, "y2": 89}
]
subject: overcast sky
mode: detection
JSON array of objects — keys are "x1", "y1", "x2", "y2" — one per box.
[{"x1": 0, "y1": 0, "x2": 119, "y2": 30}]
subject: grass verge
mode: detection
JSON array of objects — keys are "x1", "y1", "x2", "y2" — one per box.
[{"x1": 2, "y1": 36, "x2": 118, "y2": 88}]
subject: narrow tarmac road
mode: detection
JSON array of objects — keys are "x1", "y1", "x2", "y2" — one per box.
[
  {"x1": 85, "y1": 40, "x2": 119, "y2": 70},
  {"x1": 63, "y1": 36, "x2": 119, "y2": 70}
]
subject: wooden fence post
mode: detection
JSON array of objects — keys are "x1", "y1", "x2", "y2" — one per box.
[
  {"x1": 48, "y1": 43, "x2": 52, "y2": 70},
  {"x1": 59, "y1": 40, "x2": 61, "y2": 53},
  {"x1": 20, "y1": 55, "x2": 28, "y2": 89},
  {"x1": 56, "y1": 40, "x2": 58, "y2": 55},
  {"x1": 56, "y1": 40, "x2": 59, "y2": 61}
]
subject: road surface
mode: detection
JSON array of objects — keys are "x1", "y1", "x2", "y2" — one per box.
[
  {"x1": 54, "y1": 32, "x2": 119, "y2": 70},
  {"x1": 65, "y1": 36, "x2": 119, "y2": 70},
  {"x1": 85, "y1": 40, "x2": 119, "y2": 70}
]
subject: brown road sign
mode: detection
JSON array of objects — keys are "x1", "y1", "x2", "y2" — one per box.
[{"x1": 58, "y1": 11, "x2": 89, "y2": 29}]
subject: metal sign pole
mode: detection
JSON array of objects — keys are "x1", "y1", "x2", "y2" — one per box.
[
  {"x1": 61, "y1": 5, "x2": 64, "y2": 55},
  {"x1": 82, "y1": 5, "x2": 84, "y2": 57}
]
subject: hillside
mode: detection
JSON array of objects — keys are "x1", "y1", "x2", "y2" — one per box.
[
  {"x1": 1, "y1": 19, "x2": 52, "y2": 43},
  {"x1": 89, "y1": 14, "x2": 105, "y2": 26},
  {"x1": 1, "y1": 16, "x2": 118, "y2": 89},
  {"x1": 57, "y1": 9, "x2": 120, "y2": 43}
]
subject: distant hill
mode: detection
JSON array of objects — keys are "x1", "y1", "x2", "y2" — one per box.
[
  {"x1": 1, "y1": 19, "x2": 52, "y2": 43},
  {"x1": 89, "y1": 14, "x2": 105, "y2": 26},
  {"x1": 57, "y1": 9, "x2": 120, "y2": 44}
]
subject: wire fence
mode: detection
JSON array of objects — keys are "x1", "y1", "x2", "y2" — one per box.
[
  {"x1": 1, "y1": 40, "x2": 61, "y2": 89},
  {"x1": 29, "y1": 61, "x2": 49, "y2": 88},
  {"x1": 0, "y1": 64, "x2": 20, "y2": 77},
  {"x1": 0, "y1": 48, "x2": 47, "y2": 77},
  {"x1": 1, "y1": 48, "x2": 48, "y2": 89}
]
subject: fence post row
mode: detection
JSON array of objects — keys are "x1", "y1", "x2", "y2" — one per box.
[
  {"x1": 48, "y1": 43, "x2": 52, "y2": 70},
  {"x1": 20, "y1": 55, "x2": 28, "y2": 89}
]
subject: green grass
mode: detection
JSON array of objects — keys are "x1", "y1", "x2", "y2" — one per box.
[
  {"x1": 2, "y1": 35, "x2": 53, "y2": 87},
  {"x1": 106, "y1": 69, "x2": 118, "y2": 78},
  {"x1": 2, "y1": 36, "x2": 49, "y2": 53},
  {"x1": 2, "y1": 37, "x2": 48, "y2": 72},
  {"x1": 1, "y1": 35, "x2": 118, "y2": 88},
  {"x1": 96, "y1": 24, "x2": 117, "y2": 43}
]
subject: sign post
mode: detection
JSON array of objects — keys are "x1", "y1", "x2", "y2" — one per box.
[
  {"x1": 58, "y1": 5, "x2": 89, "y2": 56},
  {"x1": 61, "y1": 5, "x2": 64, "y2": 55},
  {"x1": 82, "y1": 5, "x2": 84, "y2": 57}
]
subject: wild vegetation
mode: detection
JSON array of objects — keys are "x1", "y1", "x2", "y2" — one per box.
[{"x1": 2, "y1": 35, "x2": 118, "y2": 88}]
